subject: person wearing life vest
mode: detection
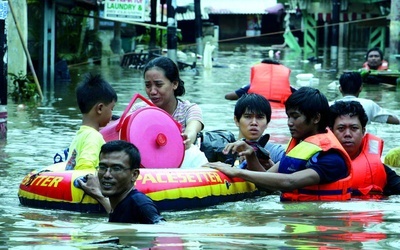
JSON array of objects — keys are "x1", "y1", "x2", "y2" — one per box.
[
  {"x1": 361, "y1": 47, "x2": 390, "y2": 84},
  {"x1": 362, "y1": 47, "x2": 388, "y2": 71},
  {"x1": 248, "y1": 59, "x2": 292, "y2": 103},
  {"x1": 207, "y1": 87, "x2": 352, "y2": 202},
  {"x1": 224, "y1": 59, "x2": 295, "y2": 102},
  {"x1": 329, "y1": 101, "x2": 400, "y2": 199}
]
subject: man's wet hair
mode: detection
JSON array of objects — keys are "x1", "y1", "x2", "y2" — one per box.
[
  {"x1": 100, "y1": 140, "x2": 141, "y2": 169},
  {"x1": 261, "y1": 58, "x2": 281, "y2": 65},
  {"x1": 234, "y1": 93, "x2": 272, "y2": 123},
  {"x1": 339, "y1": 72, "x2": 363, "y2": 95},
  {"x1": 285, "y1": 87, "x2": 330, "y2": 132},
  {"x1": 329, "y1": 101, "x2": 368, "y2": 128}
]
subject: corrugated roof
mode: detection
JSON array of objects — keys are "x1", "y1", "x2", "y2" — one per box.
[
  {"x1": 202, "y1": 0, "x2": 278, "y2": 14},
  {"x1": 167, "y1": 0, "x2": 279, "y2": 21}
]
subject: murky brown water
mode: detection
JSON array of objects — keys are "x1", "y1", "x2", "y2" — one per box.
[{"x1": 1, "y1": 44, "x2": 400, "y2": 249}]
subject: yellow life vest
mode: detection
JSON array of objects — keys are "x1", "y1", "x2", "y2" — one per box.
[{"x1": 281, "y1": 129, "x2": 352, "y2": 201}]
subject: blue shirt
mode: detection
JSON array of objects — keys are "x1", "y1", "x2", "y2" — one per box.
[
  {"x1": 265, "y1": 142, "x2": 285, "y2": 163},
  {"x1": 235, "y1": 84, "x2": 250, "y2": 98},
  {"x1": 109, "y1": 189, "x2": 165, "y2": 224},
  {"x1": 279, "y1": 149, "x2": 348, "y2": 184},
  {"x1": 306, "y1": 150, "x2": 348, "y2": 184}
]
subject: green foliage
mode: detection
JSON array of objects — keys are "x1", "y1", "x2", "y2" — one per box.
[
  {"x1": 8, "y1": 72, "x2": 39, "y2": 102},
  {"x1": 27, "y1": 1, "x2": 98, "y2": 64},
  {"x1": 56, "y1": 8, "x2": 94, "y2": 64}
]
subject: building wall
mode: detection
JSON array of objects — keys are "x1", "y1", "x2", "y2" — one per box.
[
  {"x1": 203, "y1": 14, "x2": 284, "y2": 44},
  {"x1": 211, "y1": 14, "x2": 247, "y2": 41},
  {"x1": 7, "y1": 1, "x2": 27, "y2": 83}
]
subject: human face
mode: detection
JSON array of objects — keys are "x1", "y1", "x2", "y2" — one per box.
[
  {"x1": 332, "y1": 115, "x2": 365, "y2": 159},
  {"x1": 235, "y1": 109, "x2": 268, "y2": 141},
  {"x1": 97, "y1": 151, "x2": 139, "y2": 200},
  {"x1": 144, "y1": 68, "x2": 178, "y2": 110},
  {"x1": 286, "y1": 109, "x2": 319, "y2": 140},
  {"x1": 99, "y1": 100, "x2": 115, "y2": 127},
  {"x1": 367, "y1": 51, "x2": 382, "y2": 69}
]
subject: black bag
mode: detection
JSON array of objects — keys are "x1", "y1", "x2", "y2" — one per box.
[{"x1": 197, "y1": 130, "x2": 236, "y2": 164}]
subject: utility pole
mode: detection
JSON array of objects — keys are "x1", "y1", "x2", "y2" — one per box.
[
  {"x1": 0, "y1": 1, "x2": 8, "y2": 140},
  {"x1": 111, "y1": 22, "x2": 122, "y2": 55},
  {"x1": 149, "y1": 0, "x2": 157, "y2": 52},
  {"x1": 194, "y1": 0, "x2": 203, "y2": 57},
  {"x1": 167, "y1": 0, "x2": 177, "y2": 62},
  {"x1": 159, "y1": 0, "x2": 166, "y2": 47},
  {"x1": 331, "y1": 0, "x2": 340, "y2": 62},
  {"x1": 389, "y1": 0, "x2": 400, "y2": 70}
]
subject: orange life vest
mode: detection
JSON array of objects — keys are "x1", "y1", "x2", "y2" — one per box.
[
  {"x1": 362, "y1": 60, "x2": 389, "y2": 70},
  {"x1": 280, "y1": 129, "x2": 353, "y2": 201},
  {"x1": 248, "y1": 63, "x2": 292, "y2": 103},
  {"x1": 351, "y1": 133, "x2": 386, "y2": 199}
]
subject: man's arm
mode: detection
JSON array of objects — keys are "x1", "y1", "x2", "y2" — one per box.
[
  {"x1": 370, "y1": 102, "x2": 399, "y2": 124},
  {"x1": 383, "y1": 164, "x2": 400, "y2": 195},
  {"x1": 79, "y1": 174, "x2": 112, "y2": 213},
  {"x1": 207, "y1": 164, "x2": 320, "y2": 191},
  {"x1": 225, "y1": 84, "x2": 250, "y2": 100},
  {"x1": 224, "y1": 91, "x2": 240, "y2": 100},
  {"x1": 223, "y1": 140, "x2": 267, "y2": 172},
  {"x1": 387, "y1": 115, "x2": 400, "y2": 124}
]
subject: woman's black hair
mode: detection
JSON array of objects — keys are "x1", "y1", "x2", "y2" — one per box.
[{"x1": 143, "y1": 57, "x2": 185, "y2": 96}]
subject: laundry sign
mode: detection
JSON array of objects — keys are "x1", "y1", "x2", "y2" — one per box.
[{"x1": 104, "y1": 0, "x2": 146, "y2": 21}]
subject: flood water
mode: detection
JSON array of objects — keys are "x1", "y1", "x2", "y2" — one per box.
[{"x1": 2, "y1": 44, "x2": 400, "y2": 249}]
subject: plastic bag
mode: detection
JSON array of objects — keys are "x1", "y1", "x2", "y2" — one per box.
[{"x1": 197, "y1": 130, "x2": 236, "y2": 164}]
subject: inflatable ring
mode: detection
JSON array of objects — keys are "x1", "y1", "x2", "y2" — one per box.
[{"x1": 18, "y1": 163, "x2": 259, "y2": 212}]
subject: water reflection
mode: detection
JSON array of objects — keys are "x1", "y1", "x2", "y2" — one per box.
[{"x1": 1, "y1": 44, "x2": 400, "y2": 248}]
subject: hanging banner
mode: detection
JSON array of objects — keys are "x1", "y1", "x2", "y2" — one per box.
[{"x1": 104, "y1": 0, "x2": 146, "y2": 21}]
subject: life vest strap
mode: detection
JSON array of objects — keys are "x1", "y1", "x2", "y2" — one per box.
[
  {"x1": 352, "y1": 190, "x2": 383, "y2": 196},
  {"x1": 297, "y1": 188, "x2": 352, "y2": 196}
]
